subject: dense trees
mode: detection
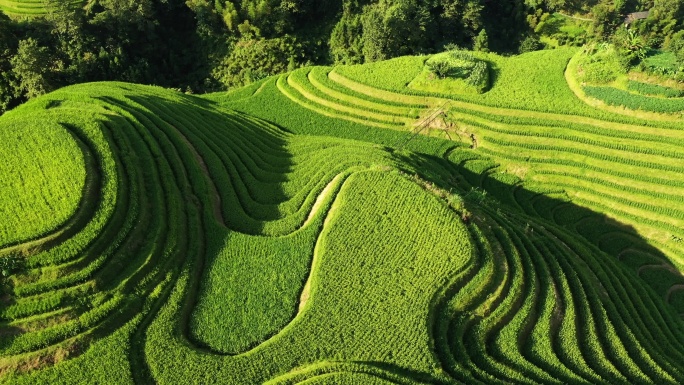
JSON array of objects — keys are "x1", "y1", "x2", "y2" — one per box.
[
  {"x1": 329, "y1": 0, "x2": 485, "y2": 64},
  {"x1": 0, "y1": 0, "x2": 681, "y2": 115},
  {"x1": 670, "y1": 30, "x2": 684, "y2": 67},
  {"x1": 0, "y1": 12, "x2": 16, "y2": 113}
]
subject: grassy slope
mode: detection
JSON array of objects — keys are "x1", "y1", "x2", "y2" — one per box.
[
  {"x1": 245, "y1": 48, "x2": 684, "y2": 299},
  {"x1": 0, "y1": 116, "x2": 85, "y2": 247},
  {"x1": 0, "y1": 0, "x2": 83, "y2": 16},
  {"x1": 2, "y1": 46, "x2": 684, "y2": 384}
]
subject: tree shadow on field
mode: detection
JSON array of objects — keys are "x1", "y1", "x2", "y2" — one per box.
[
  {"x1": 395, "y1": 148, "x2": 684, "y2": 316},
  {"x1": 483, "y1": 58, "x2": 501, "y2": 93},
  {"x1": 390, "y1": 146, "x2": 684, "y2": 383},
  {"x1": 107, "y1": 93, "x2": 299, "y2": 308},
  {"x1": 63, "y1": 91, "x2": 298, "y2": 381}
]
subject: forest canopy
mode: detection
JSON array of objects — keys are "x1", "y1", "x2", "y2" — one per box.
[{"x1": 0, "y1": 0, "x2": 681, "y2": 114}]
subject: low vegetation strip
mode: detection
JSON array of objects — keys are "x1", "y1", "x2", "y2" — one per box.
[
  {"x1": 0, "y1": 0, "x2": 82, "y2": 15},
  {"x1": 259, "y1": 51, "x2": 684, "y2": 305},
  {"x1": 584, "y1": 86, "x2": 684, "y2": 114}
]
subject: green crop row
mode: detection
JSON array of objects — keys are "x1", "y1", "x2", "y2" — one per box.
[
  {"x1": 0, "y1": 0, "x2": 82, "y2": 15},
  {"x1": 287, "y1": 69, "x2": 411, "y2": 126},
  {"x1": 584, "y1": 86, "x2": 684, "y2": 114},
  {"x1": 627, "y1": 81, "x2": 684, "y2": 98},
  {"x1": 0, "y1": 117, "x2": 86, "y2": 248},
  {"x1": 3, "y1": 43, "x2": 684, "y2": 384}
]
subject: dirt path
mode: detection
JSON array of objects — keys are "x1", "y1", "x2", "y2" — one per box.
[
  {"x1": 305, "y1": 175, "x2": 343, "y2": 224},
  {"x1": 299, "y1": 174, "x2": 346, "y2": 312},
  {"x1": 175, "y1": 130, "x2": 226, "y2": 227},
  {"x1": 637, "y1": 263, "x2": 677, "y2": 276},
  {"x1": 666, "y1": 284, "x2": 684, "y2": 302},
  {"x1": 557, "y1": 12, "x2": 594, "y2": 22}
]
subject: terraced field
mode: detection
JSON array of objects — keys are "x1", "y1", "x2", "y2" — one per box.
[
  {"x1": 219, "y1": 49, "x2": 684, "y2": 312},
  {"x1": 0, "y1": 0, "x2": 82, "y2": 16},
  {"x1": 2, "y1": 48, "x2": 684, "y2": 384}
]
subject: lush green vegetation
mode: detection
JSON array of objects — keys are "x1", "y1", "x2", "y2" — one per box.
[
  {"x1": 0, "y1": 0, "x2": 82, "y2": 16},
  {"x1": 0, "y1": 116, "x2": 86, "y2": 247},
  {"x1": 1, "y1": 0, "x2": 683, "y2": 116},
  {"x1": 570, "y1": 40, "x2": 684, "y2": 115},
  {"x1": 1, "y1": 0, "x2": 684, "y2": 381},
  {"x1": 2, "y1": 42, "x2": 684, "y2": 383},
  {"x1": 584, "y1": 85, "x2": 684, "y2": 113},
  {"x1": 626, "y1": 80, "x2": 684, "y2": 98},
  {"x1": 411, "y1": 50, "x2": 490, "y2": 94}
]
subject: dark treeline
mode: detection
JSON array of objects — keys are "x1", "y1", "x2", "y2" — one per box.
[{"x1": 0, "y1": 0, "x2": 682, "y2": 114}]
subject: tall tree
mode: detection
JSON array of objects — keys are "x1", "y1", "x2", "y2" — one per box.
[
  {"x1": 649, "y1": 0, "x2": 684, "y2": 38},
  {"x1": 11, "y1": 38, "x2": 53, "y2": 99},
  {"x1": 361, "y1": 0, "x2": 432, "y2": 62},
  {"x1": 0, "y1": 13, "x2": 16, "y2": 114},
  {"x1": 329, "y1": 1, "x2": 365, "y2": 64}
]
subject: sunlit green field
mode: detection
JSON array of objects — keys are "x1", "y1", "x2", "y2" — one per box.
[{"x1": 2, "y1": 47, "x2": 684, "y2": 384}]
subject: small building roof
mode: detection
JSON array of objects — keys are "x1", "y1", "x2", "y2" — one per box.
[{"x1": 624, "y1": 11, "x2": 650, "y2": 24}]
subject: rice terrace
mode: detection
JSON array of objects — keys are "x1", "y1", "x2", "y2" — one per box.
[{"x1": 1, "y1": 1, "x2": 684, "y2": 384}]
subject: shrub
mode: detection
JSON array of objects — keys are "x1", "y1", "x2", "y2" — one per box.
[
  {"x1": 626, "y1": 81, "x2": 683, "y2": 98},
  {"x1": 519, "y1": 35, "x2": 543, "y2": 54},
  {"x1": 0, "y1": 255, "x2": 23, "y2": 278},
  {"x1": 667, "y1": 30, "x2": 684, "y2": 69},
  {"x1": 576, "y1": 44, "x2": 627, "y2": 84},
  {"x1": 473, "y1": 29, "x2": 489, "y2": 53},
  {"x1": 212, "y1": 36, "x2": 305, "y2": 88},
  {"x1": 466, "y1": 60, "x2": 489, "y2": 92}
]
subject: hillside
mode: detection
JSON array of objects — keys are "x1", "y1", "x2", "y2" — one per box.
[
  {"x1": 1, "y1": 47, "x2": 684, "y2": 384},
  {"x1": 0, "y1": 0, "x2": 82, "y2": 16}
]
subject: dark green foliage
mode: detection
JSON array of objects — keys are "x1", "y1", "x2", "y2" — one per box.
[
  {"x1": 648, "y1": 0, "x2": 684, "y2": 39},
  {"x1": 0, "y1": 0, "x2": 681, "y2": 108},
  {"x1": 329, "y1": 2, "x2": 364, "y2": 64},
  {"x1": 473, "y1": 28, "x2": 489, "y2": 52},
  {"x1": 361, "y1": 0, "x2": 432, "y2": 62},
  {"x1": 585, "y1": 85, "x2": 684, "y2": 113},
  {"x1": 0, "y1": 255, "x2": 23, "y2": 278},
  {"x1": 213, "y1": 36, "x2": 305, "y2": 88},
  {"x1": 329, "y1": 0, "x2": 487, "y2": 64},
  {"x1": 10, "y1": 38, "x2": 54, "y2": 99},
  {"x1": 519, "y1": 35, "x2": 543, "y2": 53},
  {"x1": 480, "y1": 0, "x2": 527, "y2": 52},
  {"x1": 0, "y1": 12, "x2": 16, "y2": 114},
  {"x1": 668, "y1": 30, "x2": 684, "y2": 67},
  {"x1": 627, "y1": 80, "x2": 684, "y2": 97},
  {"x1": 613, "y1": 27, "x2": 651, "y2": 64},
  {"x1": 591, "y1": 2, "x2": 621, "y2": 39}
]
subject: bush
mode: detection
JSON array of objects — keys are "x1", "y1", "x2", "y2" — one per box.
[
  {"x1": 466, "y1": 60, "x2": 489, "y2": 92},
  {"x1": 213, "y1": 36, "x2": 305, "y2": 88},
  {"x1": 519, "y1": 35, "x2": 543, "y2": 54},
  {"x1": 627, "y1": 80, "x2": 684, "y2": 98},
  {"x1": 576, "y1": 44, "x2": 627, "y2": 84},
  {"x1": 473, "y1": 29, "x2": 489, "y2": 53},
  {"x1": 0, "y1": 255, "x2": 23, "y2": 278},
  {"x1": 424, "y1": 50, "x2": 489, "y2": 92},
  {"x1": 667, "y1": 30, "x2": 684, "y2": 68}
]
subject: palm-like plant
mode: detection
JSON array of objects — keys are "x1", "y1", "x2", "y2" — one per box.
[{"x1": 626, "y1": 28, "x2": 650, "y2": 60}]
